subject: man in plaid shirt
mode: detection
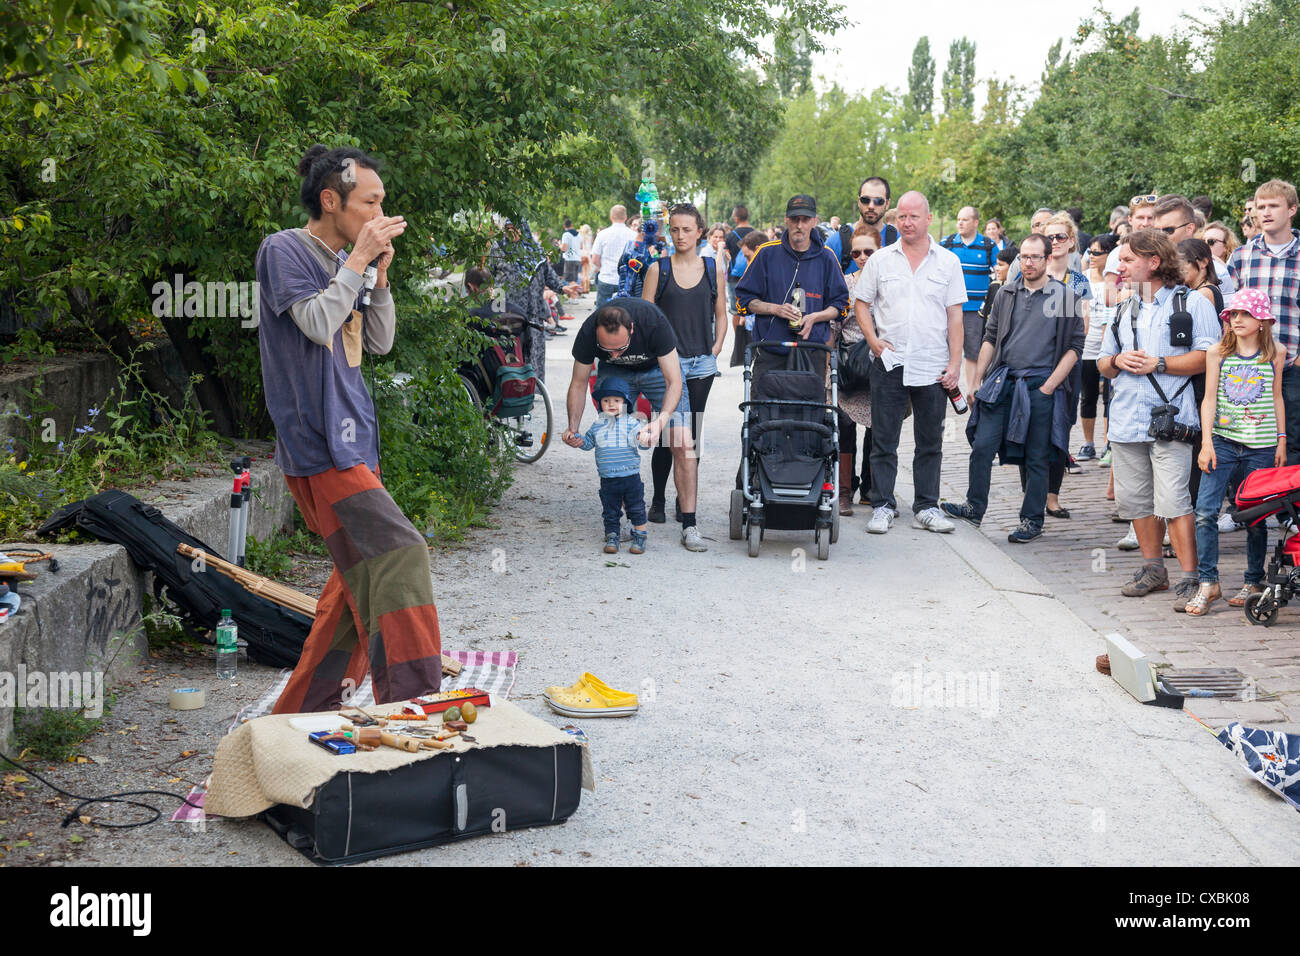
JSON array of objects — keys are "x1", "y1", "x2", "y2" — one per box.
[{"x1": 1227, "y1": 179, "x2": 1300, "y2": 462}]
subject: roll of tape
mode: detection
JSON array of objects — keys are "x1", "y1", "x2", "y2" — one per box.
[{"x1": 169, "y1": 687, "x2": 206, "y2": 711}]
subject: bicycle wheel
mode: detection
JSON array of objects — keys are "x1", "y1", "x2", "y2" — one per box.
[
  {"x1": 458, "y1": 373, "x2": 483, "y2": 412},
  {"x1": 507, "y1": 378, "x2": 553, "y2": 464}
]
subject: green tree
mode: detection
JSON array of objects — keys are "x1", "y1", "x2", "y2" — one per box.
[
  {"x1": 941, "y1": 37, "x2": 976, "y2": 115},
  {"x1": 905, "y1": 36, "x2": 935, "y2": 130},
  {"x1": 770, "y1": 20, "x2": 814, "y2": 99}
]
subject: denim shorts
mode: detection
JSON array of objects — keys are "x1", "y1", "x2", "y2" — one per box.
[
  {"x1": 595, "y1": 359, "x2": 691, "y2": 431},
  {"x1": 679, "y1": 353, "x2": 718, "y2": 380}
]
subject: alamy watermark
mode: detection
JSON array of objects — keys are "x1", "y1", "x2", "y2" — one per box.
[
  {"x1": 891, "y1": 662, "x2": 999, "y2": 717},
  {"x1": 151, "y1": 274, "x2": 259, "y2": 327},
  {"x1": 0, "y1": 666, "x2": 105, "y2": 718}
]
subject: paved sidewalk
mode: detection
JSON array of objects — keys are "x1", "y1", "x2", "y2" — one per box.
[{"x1": 916, "y1": 413, "x2": 1300, "y2": 728}]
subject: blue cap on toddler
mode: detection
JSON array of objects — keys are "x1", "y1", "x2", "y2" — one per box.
[{"x1": 592, "y1": 378, "x2": 636, "y2": 408}]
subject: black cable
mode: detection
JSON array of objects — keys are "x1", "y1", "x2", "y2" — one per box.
[{"x1": 0, "y1": 749, "x2": 204, "y2": 830}]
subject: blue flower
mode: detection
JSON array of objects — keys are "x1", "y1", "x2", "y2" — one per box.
[
  {"x1": 57, "y1": 441, "x2": 64, "y2": 452},
  {"x1": 88, "y1": 407, "x2": 101, "y2": 418}
]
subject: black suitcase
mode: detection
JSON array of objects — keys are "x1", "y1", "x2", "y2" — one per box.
[{"x1": 261, "y1": 742, "x2": 584, "y2": 864}]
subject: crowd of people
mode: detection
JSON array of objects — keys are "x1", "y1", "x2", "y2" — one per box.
[{"x1": 479, "y1": 177, "x2": 1300, "y2": 624}]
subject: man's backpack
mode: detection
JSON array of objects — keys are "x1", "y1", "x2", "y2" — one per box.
[
  {"x1": 653, "y1": 255, "x2": 719, "y2": 309},
  {"x1": 37, "y1": 490, "x2": 310, "y2": 668},
  {"x1": 940, "y1": 233, "x2": 997, "y2": 273}
]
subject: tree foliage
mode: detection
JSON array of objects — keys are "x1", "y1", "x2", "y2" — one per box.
[
  {"x1": 905, "y1": 36, "x2": 934, "y2": 129},
  {"x1": 0, "y1": 0, "x2": 844, "y2": 439},
  {"x1": 941, "y1": 37, "x2": 976, "y2": 115}
]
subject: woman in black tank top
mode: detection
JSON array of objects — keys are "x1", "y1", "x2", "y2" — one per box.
[{"x1": 641, "y1": 204, "x2": 728, "y2": 525}]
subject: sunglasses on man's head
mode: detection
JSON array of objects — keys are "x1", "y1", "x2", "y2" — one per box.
[
  {"x1": 858, "y1": 196, "x2": 887, "y2": 206},
  {"x1": 1131, "y1": 194, "x2": 1158, "y2": 207}
]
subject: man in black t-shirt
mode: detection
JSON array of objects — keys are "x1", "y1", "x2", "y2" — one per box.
[{"x1": 563, "y1": 297, "x2": 707, "y2": 551}]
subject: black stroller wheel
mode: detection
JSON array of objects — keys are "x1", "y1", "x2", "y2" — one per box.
[
  {"x1": 747, "y1": 518, "x2": 761, "y2": 557},
  {"x1": 1245, "y1": 591, "x2": 1280, "y2": 627},
  {"x1": 729, "y1": 489, "x2": 744, "y2": 540}
]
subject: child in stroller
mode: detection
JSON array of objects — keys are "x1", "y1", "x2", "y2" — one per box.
[{"x1": 729, "y1": 341, "x2": 840, "y2": 559}]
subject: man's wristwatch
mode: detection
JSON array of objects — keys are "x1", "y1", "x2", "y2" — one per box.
[{"x1": 1155, "y1": 357, "x2": 1167, "y2": 375}]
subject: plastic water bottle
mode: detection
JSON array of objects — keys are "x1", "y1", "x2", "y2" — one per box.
[{"x1": 216, "y1": 609, "x2": 238, "y2": 679}]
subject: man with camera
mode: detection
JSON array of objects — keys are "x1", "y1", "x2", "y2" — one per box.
[{"x1": 1098, "y1": 229, "x2": 1219, "y2": 604}]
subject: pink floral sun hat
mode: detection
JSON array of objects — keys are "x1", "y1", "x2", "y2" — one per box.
[{"x1": 1220, "y1": 288, "x2": 1275, "y2": 324}]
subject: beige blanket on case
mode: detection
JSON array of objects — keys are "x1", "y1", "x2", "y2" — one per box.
[{"x1": 206, "y1": 699, "x2": 593, "y2": 818}]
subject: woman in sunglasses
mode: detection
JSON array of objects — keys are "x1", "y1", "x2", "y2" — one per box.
[
  {"x1": 833, "y1": 228, "x2": 881, "y2": 513},
  {"x1": 1201, "y1": 221, "x2": 1240, "y2": 297},
  {"x1": 1035, "y1": 212, "x2": 1093, "y2": 517}
]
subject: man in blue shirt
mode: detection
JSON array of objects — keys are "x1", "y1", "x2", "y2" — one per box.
[
  {"x1": 1098, "y1": 229, "x2": 1219, "y2": 606},
  {"x1": 940, "y1": 205, "x2": 997, "y2": 393}
]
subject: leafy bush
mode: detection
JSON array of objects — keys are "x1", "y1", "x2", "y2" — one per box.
[
  {"x1": 1, "y1": 338, "x2": 224, "y2": 540},
  {"x1": 371, "y1": 291, "x2": 514, "y2": 543}
]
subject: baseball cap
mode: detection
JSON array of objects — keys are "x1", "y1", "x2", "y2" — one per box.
[{"x1": 785, "y1": 195, "x2": 817, "y2": 217}]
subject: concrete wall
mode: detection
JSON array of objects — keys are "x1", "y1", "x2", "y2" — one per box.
[{"x1": 0, "y1": 448, "x2": 294, "y2": 747}]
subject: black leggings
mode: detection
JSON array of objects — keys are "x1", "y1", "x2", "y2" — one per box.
[
  {"x1": 651, "y1": 373, "x2": 714, "y2": 503},
  {"x1": 837, "y1": 407, "x2": 872, "y2": 493},
  {"x1": 1080, "y1": 359, "x2": 1107, "y2": 419},
  {"x1": 1019, "y1": 448, "x2": 1067, "y2": 498}
]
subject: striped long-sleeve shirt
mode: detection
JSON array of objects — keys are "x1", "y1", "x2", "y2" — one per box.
[{"x1": 580, "y1": 414, "x2": 645, "y2": 478}]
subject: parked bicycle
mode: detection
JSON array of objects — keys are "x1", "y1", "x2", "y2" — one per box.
[{"x1": 457, "y1": 312, "x2": 553, "y2": 464}]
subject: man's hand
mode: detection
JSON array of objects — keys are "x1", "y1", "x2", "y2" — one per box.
[
  {"x1": 561, "y1": 428, "x2": 583, "y2": 448},
  {"x1": 871, "y1": 338, "x2": 895, "y2": 358},
  {"x1": 563, "y1": 283, "x2": 581, "y2": 298},
  {"x1": 774, "y1": 302, "x2": 802, "y2": 325},
  {"x1": 1039, "y1": 382, "x2": 1055, "y2": 395},
  {"x1": 938, "y1": 362, "x2": 959, "y2": 391},
  {"x1": 353, "y1": 215, "x2": 407, "y2": 265},
  {"x1": 798, "y1": 315, "x2": 816, "y2": 340},
  {"x1": 1114, "y1": 349, "x2": 1154, "y2": 374},
  {"x1": 637, "y1": 418, "x2": 663, "y2": 448}
]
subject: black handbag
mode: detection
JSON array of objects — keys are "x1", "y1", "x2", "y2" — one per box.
[{"x1": 838, "y1": 338, "x2": 874, "y2": 391}]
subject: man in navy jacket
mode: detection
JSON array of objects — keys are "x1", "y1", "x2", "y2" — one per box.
[{"x1": 736, "y1": 194, "x2": 849, "y2": 383}]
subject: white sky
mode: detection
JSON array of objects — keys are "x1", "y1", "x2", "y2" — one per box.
[{"x1": 811, "y1": 0, "x2": 1237, "y2": 106}]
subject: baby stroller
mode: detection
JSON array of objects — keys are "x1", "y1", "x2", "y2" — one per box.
[
  {"x1": 1232, "y1": 464, "x2": 1300, "y2": 625},
  {"x1": 729, "y1": 340, "x2": 839, "y2": 560}
]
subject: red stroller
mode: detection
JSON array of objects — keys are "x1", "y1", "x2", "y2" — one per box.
[{"x1": 1232, "y1": 464, "x2": 1300, "y2": 625}]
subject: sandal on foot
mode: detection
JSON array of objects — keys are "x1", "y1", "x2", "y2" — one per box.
[
  {"x1": 1185, "y1": 582, "x2": 1221, "y2": 616},
  {"x1": 1229, "y1": 584, "x2": 1263, "y2": 608}
]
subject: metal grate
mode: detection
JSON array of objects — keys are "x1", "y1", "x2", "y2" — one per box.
[{"x1": 1159, "y1": 668, "x2": 1254, "y2": 700}]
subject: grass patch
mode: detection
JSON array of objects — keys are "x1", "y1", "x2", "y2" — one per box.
[{"x1": 12, "y1": 696, "x2": 113, "y2": 764}]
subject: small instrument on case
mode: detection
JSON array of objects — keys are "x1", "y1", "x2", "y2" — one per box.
[{"x1": 407, "y1": 688, "x2": 491, "y2": 715}]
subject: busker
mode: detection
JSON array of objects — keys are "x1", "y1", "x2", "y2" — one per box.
[
  {"x1": 256, "y1": 145, "x2": 444, "y2": 714},
  {"x1": 941, "y1": 234, "x2": 1085, "y2": 543}
]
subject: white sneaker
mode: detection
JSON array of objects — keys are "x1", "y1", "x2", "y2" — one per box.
[
  {"x1": 680, "y1": 525, "x2": 708, "y2": 552},
  {"x1": 1218, "y1": 512, "x2": 1242, "y2": 533},
  {"x1": 912, "y1": 507, "x2": 955, "y2": 533},
  {"x1": 866, "y1": 506, "x2": 895, "y2": 534},
  {"x1": 1117, "y1": 523, "x2": 1140, "y2": 551}
]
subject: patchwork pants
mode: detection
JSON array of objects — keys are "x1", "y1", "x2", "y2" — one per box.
[{"x1": 272, "y1": 464, "x2": 442, "y2": 714}]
